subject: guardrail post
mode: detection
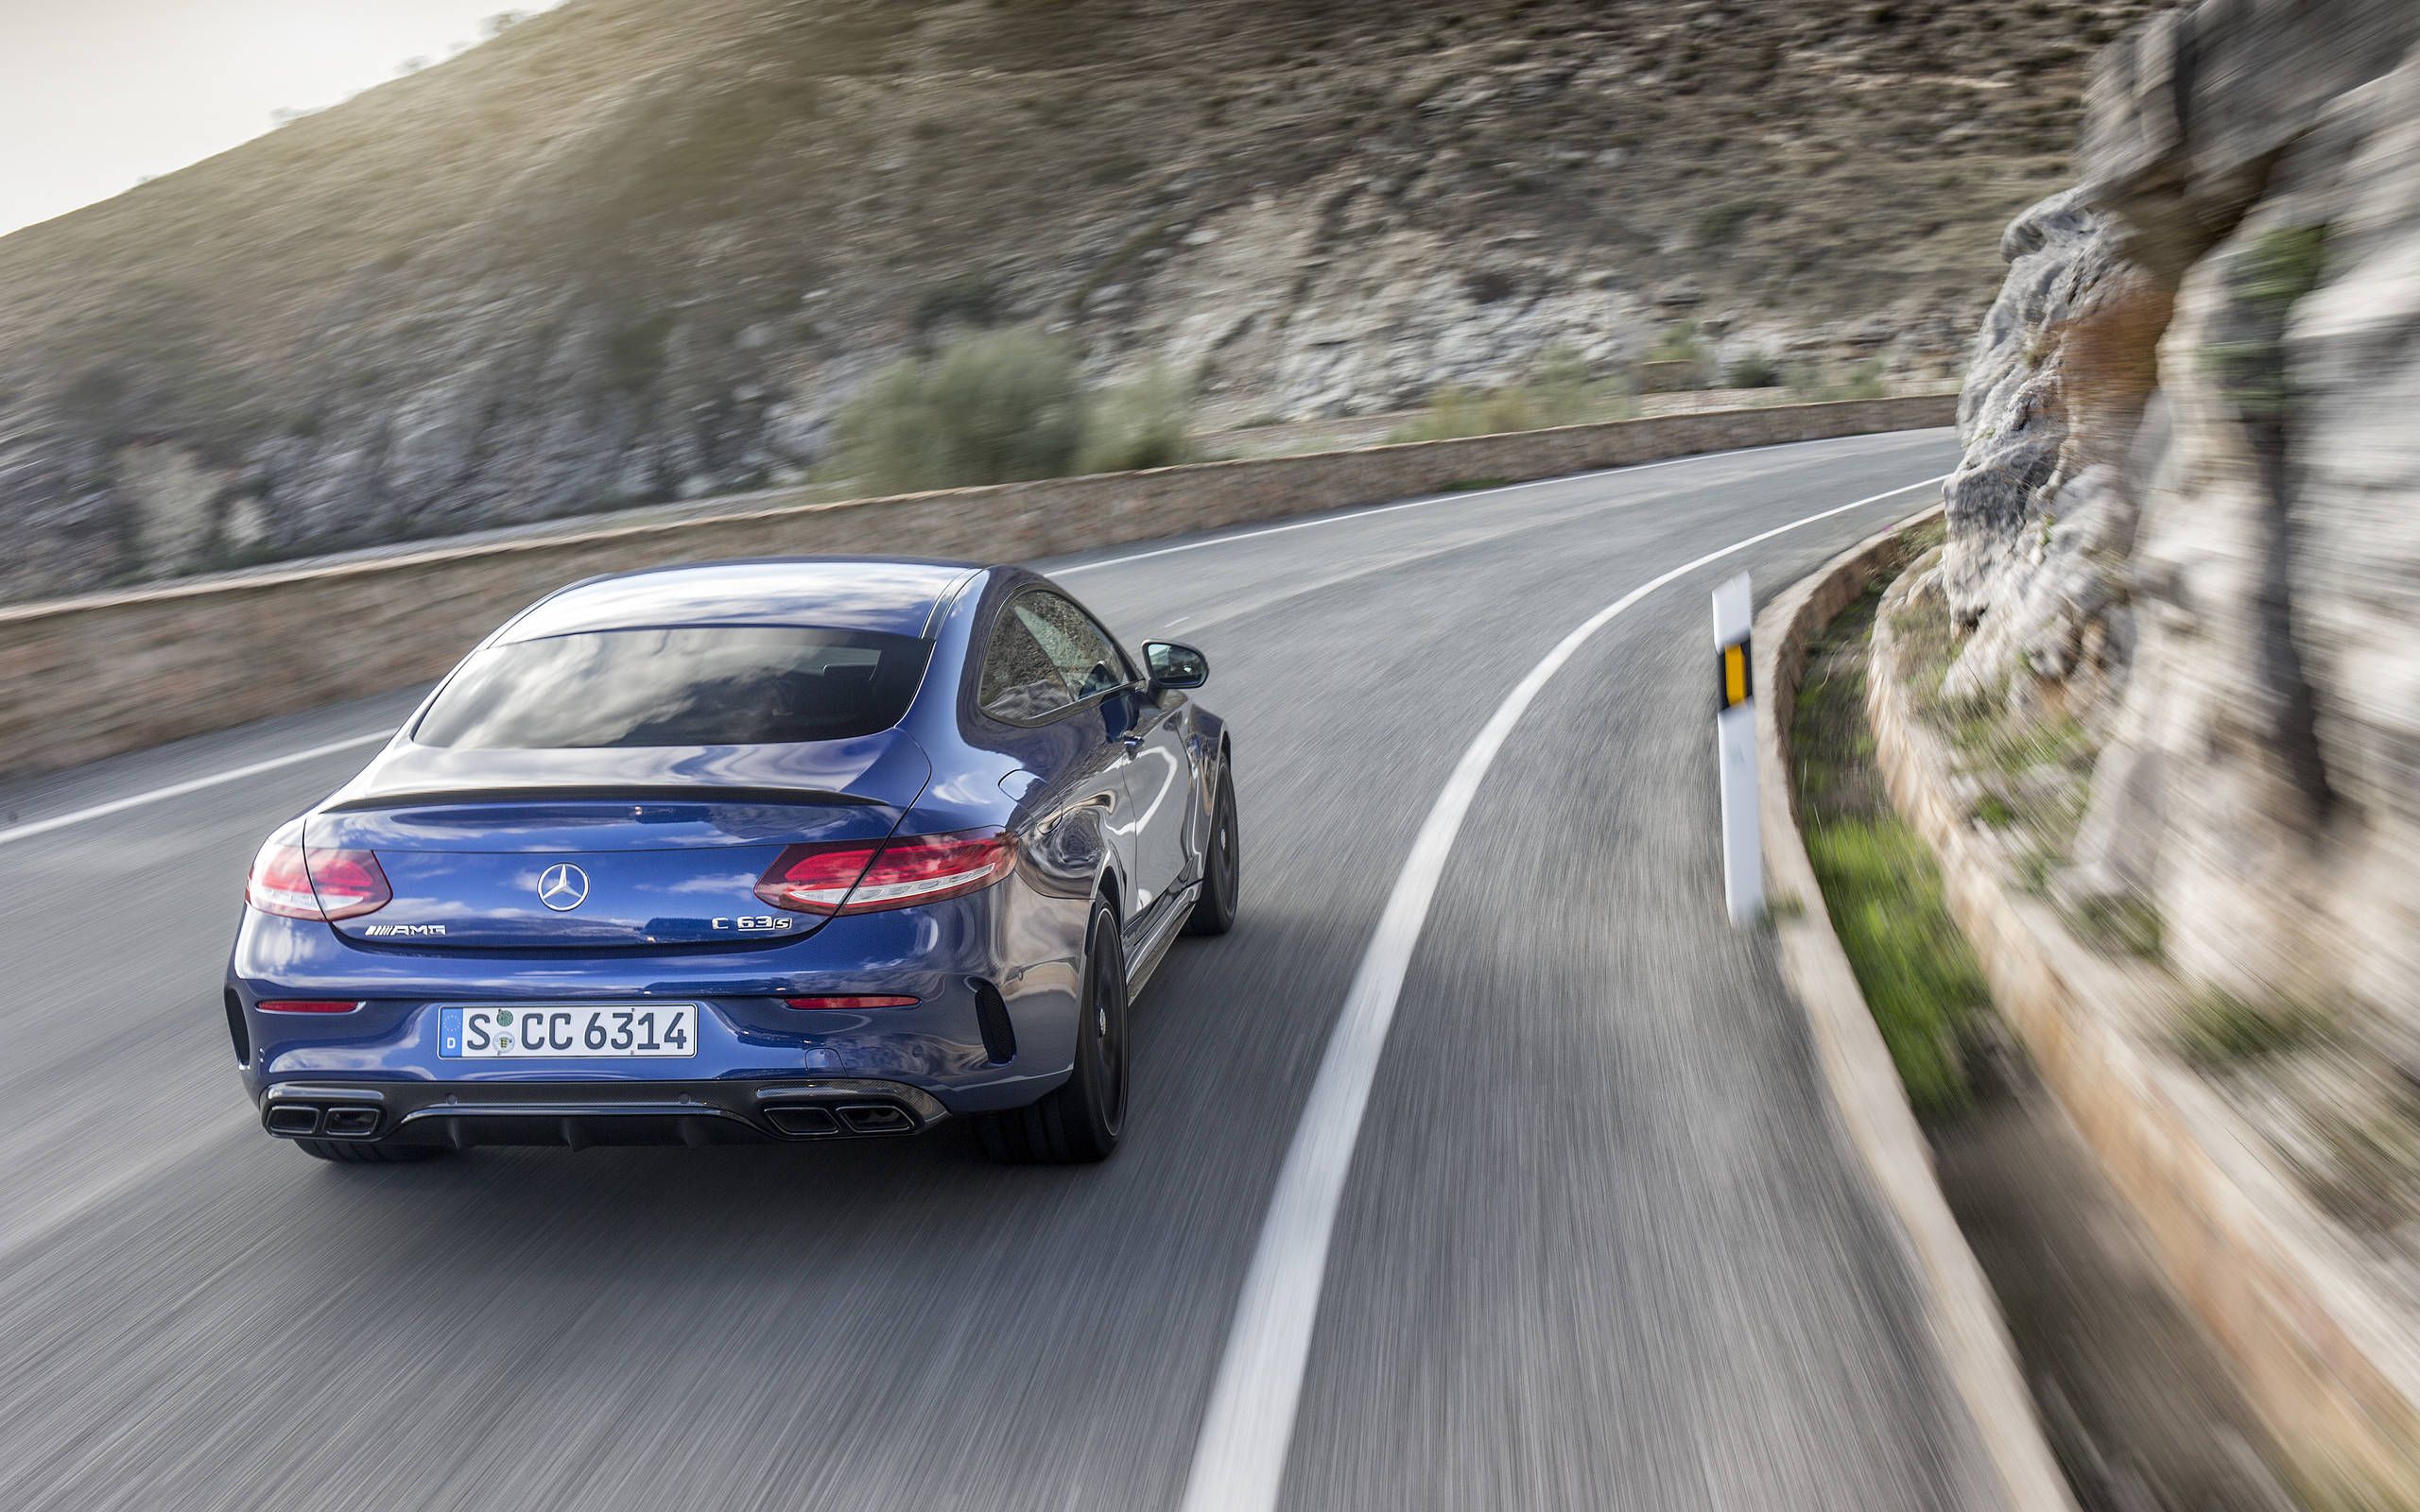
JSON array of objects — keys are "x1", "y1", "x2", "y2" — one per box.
[{"x1": 1713, "y1": 572, "x2": 1761, "y2": 924}]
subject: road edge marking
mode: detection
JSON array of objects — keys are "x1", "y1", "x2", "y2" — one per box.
[
  {"x1": 1176, "y1": 472, "x2": 1950, "y2": 1512},
  {"x1": 0, "y1": 730, "x2": 395, "y2": 848}
]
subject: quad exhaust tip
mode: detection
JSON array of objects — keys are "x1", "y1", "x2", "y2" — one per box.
[
  {"x1": 764, "y1": 1105, "x2": 842, "y2": 1138},
  {"x1": 265, "y1": 1105, "x2": 321, "y2": 1136},
  {"x1": 265, "y1": 1103, "x2": 382, "y2": 1139},
  {"x1": 838, "y1": 1103, "x2": 915, "y2": 1136},
  {"x1": 763, "y1": 1100, "x2": 920, "y2": 1138},
  {"x1": 323, "y1": 1107, "x2": 381, "y2": 1137}
]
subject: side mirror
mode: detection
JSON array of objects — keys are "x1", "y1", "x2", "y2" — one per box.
[{"x1": 1144, "y1": 641, "x2": 1209, "y2": 692}]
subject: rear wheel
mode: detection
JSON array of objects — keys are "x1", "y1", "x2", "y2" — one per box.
[
  {"x1": 1184, "y1": 761, "x2": 1239, "y2": 936},
  {"x1": 978, "y1": 899, "x2": 1128, "y2": 1164},
  {"x1": 293, "y1": 1139, "x2": 450, "y2": 1164}
]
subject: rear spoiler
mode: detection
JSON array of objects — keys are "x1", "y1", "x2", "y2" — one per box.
[{"x1": 320, "y1": 785, "x2": 882, "y2": 812}]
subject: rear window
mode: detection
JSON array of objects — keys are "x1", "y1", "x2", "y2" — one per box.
[{"x1": 413, "y1": 627, "x2": 932, "y2": 749}]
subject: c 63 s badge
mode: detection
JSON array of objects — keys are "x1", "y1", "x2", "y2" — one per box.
[{"x1": 363, "y1": 923, "x2": 448, "y2": 937}]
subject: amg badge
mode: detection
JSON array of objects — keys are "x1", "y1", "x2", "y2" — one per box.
[{"x1": 363, "y1": 923, "x2": 448, "y2": 938}]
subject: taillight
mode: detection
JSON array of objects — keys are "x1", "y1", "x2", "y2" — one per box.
[
  {"x1": 752, "y1": 840, "x2": 882, "y2": 915},
  {"x1": 245, "y1": 841, "x2": 321, "y2": 919},
  {"x1": 246, "y1": 824, "x2": 391, "y2": 921},
  {"x1": 755, "y1": 829, "x2": 1017, "y2": 917},
  {"x1": 782, "y1": 996, "x2": 920, "y2": 1010},
  {"x1": 257, "y1": 1000, "x2": 362, "y2": 1015},
  {"x1": 305, "y1": 850, "x2": 392, "y2": 919}
]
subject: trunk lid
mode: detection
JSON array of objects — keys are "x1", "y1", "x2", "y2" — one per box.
[{"x1": 307, "y1": 732, "x2": 929, "y2": 950}]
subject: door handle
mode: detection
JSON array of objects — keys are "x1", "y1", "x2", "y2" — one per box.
[{"x1": 1118, "y1": 732, "x2": 1145, "y2": 752}]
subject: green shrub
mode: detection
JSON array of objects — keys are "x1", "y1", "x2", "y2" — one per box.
[
  {"x1": 1725, "y1": 350, "x2": 1782, "y2": 388},
  {"x1": 2074, "y1": 893, "x2": 2165, "y2": 961},
  {"x1": 1388, "y1": 386, "x2": 1530, "y2": 443},
  {"x1": 1080, "y1": 363, "x2": 1195, "y2": 473},
  {"x1": 832, "y1": 326, "x2": 1085, "y2": 493},
  {"x1": 2176, "y1": 989, "x2": 2328, "y2": 1067},
  {"x1": 1387, "y1": 345, "x2": 1617, "y2": 443},
  {"x1": 1786, "y1": 357, "x2": 1891, "y2": 403},
  {"x1": 1838, "y1": 358, "x2": 1889, "y2": 400},
  {"x1": 1648, "y1": 322, "x2": 1705, "y2": 365},
  {"x1": 1527, "y1": 342, "x2": 1597, "y2": 423},
  {"x1": 833, "y1": 332, "x2": 1198, "y2": 491}
]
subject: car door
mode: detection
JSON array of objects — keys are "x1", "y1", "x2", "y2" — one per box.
[
  {"x1": 1117, "y1": 673, "x2": 1197, "y2": 916},
  {"x1": 1007, "y1": 591, "x2": 1193, "y2": 920},
  {"x1": 979, "y1": 592, "x2": 1150, "y2": 919}
]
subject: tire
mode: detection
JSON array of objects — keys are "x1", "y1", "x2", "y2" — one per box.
[
  {"x1": 1184, "y1": 760, "x2": 1239, "y2": 936},
  {"x1": 293, "y1": 1138, "x2": 451, "y2": 1164},
  {"x1": 978, "y1": 899, "x2": 1129, "y2": 1164}
]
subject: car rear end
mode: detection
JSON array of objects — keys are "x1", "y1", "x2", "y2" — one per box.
[
  {"x1": 227, "y1": 814, "x2": 1054, "y2": 1149},
  {"x1": 223, "y1": 567, "x2": 1084, "y2": 1153}
]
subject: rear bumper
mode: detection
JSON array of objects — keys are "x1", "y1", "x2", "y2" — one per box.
[
  {"x1": 230, "y1": 986, "x2": 1076, "y2": 1123},
  {"x1": 258, "y1": 1077, "x2": 954, "y2": 1148},
  {"x1": 226, "y1": 873, "x2": 1095, "y2": 1122}
]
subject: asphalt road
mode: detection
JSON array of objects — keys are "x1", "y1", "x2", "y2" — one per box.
[{"x1": 0, "y1": 428, "x2": 1990, "y2": 1512}]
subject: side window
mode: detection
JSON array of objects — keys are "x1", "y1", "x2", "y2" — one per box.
[
  {"x1": 979, "y1": 612, "x2": 1075, "y2": 722},
  {"x1": 1014, "y1": 593, "x2": 1131, "y2": 702}
]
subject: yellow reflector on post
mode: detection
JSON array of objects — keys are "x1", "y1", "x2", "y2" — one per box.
[{"x1": 1722, "y1": 644, "x2": 1748, "y2": 708}]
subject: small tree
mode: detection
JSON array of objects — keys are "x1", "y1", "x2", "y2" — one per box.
[{"x1": 481, "y1": 10, "x2": 533, "y2": 39}]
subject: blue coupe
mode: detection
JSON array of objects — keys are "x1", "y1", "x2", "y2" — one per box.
[{"x1": 225, "y1": 558, "x2": 1237, "y2": 1164}]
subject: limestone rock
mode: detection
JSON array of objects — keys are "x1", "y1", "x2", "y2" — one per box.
[
  {"x1": 1953, "y1": 0, "x2": 2420, "y2": 1043},
  {"x1": 1939, "y1": 189, "x2": 2152, "y2": 711}
]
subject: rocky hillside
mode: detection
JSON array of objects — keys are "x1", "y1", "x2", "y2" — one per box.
[
  {"x1": 0, "y1": 0, "x2": 2154, "y2": 601},
  {"x1": 1942, "y1": 0, "x2": 2418, "y2": 1068}
]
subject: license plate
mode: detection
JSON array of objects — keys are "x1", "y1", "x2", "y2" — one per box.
[{"x1": 440, "y1": 1005, "x2": 697, "y2": 1059}]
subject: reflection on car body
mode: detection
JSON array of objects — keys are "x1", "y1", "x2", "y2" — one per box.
[{"x1": 224, "y1": 556, "x2": 1241, "y2": 1166}]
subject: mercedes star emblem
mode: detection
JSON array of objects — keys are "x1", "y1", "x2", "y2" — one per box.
[{"x1": 537, "y1": 863, "x2": 591, "y2": 912}]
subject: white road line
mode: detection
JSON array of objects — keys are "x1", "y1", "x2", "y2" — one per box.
[
  {"x1": 1054, "y1": 427, "x2": 1941, "y2": 576},
  {"x1": 1176, "y1": 472, "x2": 1949, "y2": 1512},
  {"x1": 0, "y1": 430, "x2": 1947, "y2": 847},
  {"x1": 0, "y1": 730, "x2": 394, "y2": 848}
]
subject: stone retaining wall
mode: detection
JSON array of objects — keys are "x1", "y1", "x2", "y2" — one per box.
[
  {"x1": 0, "y1": 394, "x2": 1948, "y2": 782},
  {"x1": 1870, "y1": 551, "x2": 2420, "y2": 1508},
  {"x1": 1754, "y1": 507, "x2": 2078, "y2": 1512}
]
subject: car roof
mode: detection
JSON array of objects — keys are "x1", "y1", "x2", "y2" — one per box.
[{"x1": 502, "y1": 557, "x2": 989, "y2": 642}]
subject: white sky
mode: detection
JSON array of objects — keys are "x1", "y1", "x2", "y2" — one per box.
[{"x1": 0, "y1": 0, "x2": 567, "y2": 238}]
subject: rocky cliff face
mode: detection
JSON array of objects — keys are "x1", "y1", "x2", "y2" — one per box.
[
  {"x1": 1945, "y1": 0, "x2": 2420, "y2": 1046},
  {"x1": 0, "y1": 0, "x2": 2151, "y2": 603}
]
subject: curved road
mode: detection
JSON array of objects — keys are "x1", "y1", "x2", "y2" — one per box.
[{"x1": 0, "y1": 428, "x2": 1988, "y2": 1512}]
